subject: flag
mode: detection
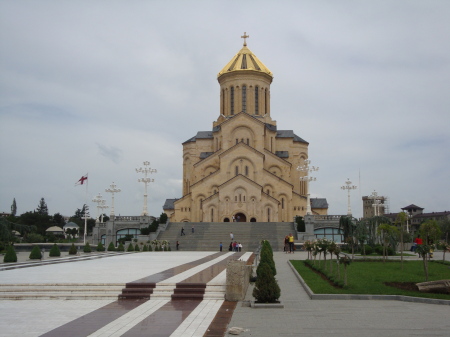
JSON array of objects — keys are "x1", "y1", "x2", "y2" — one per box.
[{"x1": 75, "y1": 174, "x2": 88, "y2": 186}]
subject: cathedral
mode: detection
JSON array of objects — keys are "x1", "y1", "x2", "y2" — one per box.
[{"x1": 163, "y1": 35, "x2": 328, "y2": 223}]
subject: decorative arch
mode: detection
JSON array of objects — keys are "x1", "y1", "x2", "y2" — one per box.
[
  {"x1": 269, "y1": 165, "x2": 282, "y2": 177},
  {"x1": 230, "y1": 126, "x2": 256, "y2": 147}
]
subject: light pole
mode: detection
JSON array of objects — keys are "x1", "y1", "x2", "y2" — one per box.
[
  {"x1": 341, "y1": 178, "x2": 357, "y2": 216},
  {"x1": 369, "y1": 190, "x2": 383, "y2": 217},
  {"x1": 81, "y1": 204, "x2": 90, "y2": 244},
  {"x1": 297, "y1": 160, "x2": 319, "y2": 215},
  {"x1": 136, "y1": 161, "x2": 157, "y2": 216},
  {"x1": 105, "y1": 182, "x2": 121, "y2": 217},
  {"x1": 92, "y1": 193, "x2": 108, "y2": 223}
]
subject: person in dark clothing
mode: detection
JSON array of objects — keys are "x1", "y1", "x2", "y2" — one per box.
[{"x1": 181, "y1": 227, "x2": 185, "y2": 236}]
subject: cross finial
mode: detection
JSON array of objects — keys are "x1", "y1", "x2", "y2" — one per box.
[{"x1": 241, "y1": 32, "x2": 249, "y2": 46}]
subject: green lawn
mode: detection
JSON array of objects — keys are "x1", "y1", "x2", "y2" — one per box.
[{"x1": 290, "y1": 259, "x2": 450, "y2": 300}]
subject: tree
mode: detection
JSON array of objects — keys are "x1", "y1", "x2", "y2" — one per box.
[
  {"x1": 438, "y1": 218, "x2": 450, "y2": 243},
  {"x1": 84, "y1": 242, "x2": 92, "y2": 253},
  {"x1": 36, "y1": 198, "x2": 48, "y2": 215},
  {"x1": 0, "y1": 217, "x2": 35, "y2": 244},
  {"x1": 377, "y1": 223, "x2": 398, "y2": 262},
  {"x1": 49, "y1": 244, "x2": 61, "y2": 257},
  {"x1": 29, "y1": 245, "x2": 42, "y2": 259},
  {"x1": 417, "y1": 220, "x2": 441, "y2": 281},
  {"x1": 52, "y1": 213, "x2": 65, "y2": 227},
  {"x1": 107, "y1": 242, "x2": 116, "y2": 251},
  {"x1": 11, "y1": 198, "x2": 17, "y2": 216},
  {"x1": 252, "y1": 262, "x2": 280, "y2": 303},
  {"x1": 295, "y1": 216, "x2": 306, "y2": 232},
  {"x1": 395, "y1": 212, "x2": 408, "y2": 269},
  {"x1": 159, "y1": 213, "x2": 168, "y2": 224},
  {"x1": 18, "y1": 211, "x2": 50, "y2": 236},
  {"x1": 3, "y1": 245, "x2": 17, "y2": 263}
]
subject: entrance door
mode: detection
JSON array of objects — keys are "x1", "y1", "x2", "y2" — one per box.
[{"x1": 235, "y1": 213, "x2": 247, "y2": 222}]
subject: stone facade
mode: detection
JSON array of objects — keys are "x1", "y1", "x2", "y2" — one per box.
[{"x1": 164, "y1": 40, "x2": 327, "y2": 222}]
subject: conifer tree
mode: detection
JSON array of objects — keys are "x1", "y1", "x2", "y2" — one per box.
[
  {"x1": 252, "y1": 262, "x2": 280, "y2": 303},
  {"x1": 49, "y1": 243, "x2": 61, "y2": 257},
  {"x1": 69, "y1": 243, "x2": 77, "y2": 255},
  {"x1": 127, "y1": 243, "x2": 135, "y2": 252},
  {"x1": 96, "y1": 242, "x2": 105, "y2": 252},
  {"x1": 29, "y1": 245, "x2": 42, "y2": 259},
  {"x1": 84, "y1": 242, "x2": 92, "y2": 253},
  {"x1": 107, "y1": 242, "x2": 116, "y2": 251},
  {"x1": 11, "y1": 198, "x2": 17, "y2": 216},
  {"x1": 4, "y1": 245, "x2": 17, "y2": 263},
  {"x1": 117, "y1": 242, "x2": 125, "y2": 251}
]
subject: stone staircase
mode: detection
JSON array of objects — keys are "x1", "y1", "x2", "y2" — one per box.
[{"x1": 158, "y1": 222, "x2": 296, "y2": 252}]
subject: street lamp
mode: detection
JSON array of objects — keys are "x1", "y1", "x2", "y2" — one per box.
[
  {"x1": 297, "y1": 160, "x2": 319, "y2": 215},
  {"x1": 341, "y1": 178, "x2": 357, "y2": 216},
  {"x1": 136, "y1": 161, "x2": 157, "y2": 216},
  {"x1": 105, "y1": 182, "x2": 121, "y2": 217},
  {"x1": 92, "y1": 193, "x2": 108, "y2": 223},
  {"x1": 81, "y1": 204, "x2": 90, "y2": 244}
]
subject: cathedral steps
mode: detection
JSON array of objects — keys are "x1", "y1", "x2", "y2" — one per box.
[{"x1": 158, "y1": 222, "x2": 296, "y2": 251}]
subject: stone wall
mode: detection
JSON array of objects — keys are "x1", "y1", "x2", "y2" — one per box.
[{"x1": 225, "y1": 259, "x2": 252, "y2": 301}]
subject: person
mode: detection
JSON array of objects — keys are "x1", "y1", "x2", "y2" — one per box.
[
  {"x1": 232, "y1": 215, "x2": 235, "y2": 222},
  {"x1": 230, "y1": 232, "x2": 234, "y2": 240},
  {"x1": 236, "y1": 215, "x2": 240, "y2": 222},
  {"x1": 219, "y1": 242, "x2": 223, "y2": 252},
  {"x1": 288, "y1": 233, "x2": 294, "y2": 253},
  {"x1": 181, "y1": 227, "x2": 185, "y2": 236},
  {"x1": 238, "y1": 242, "x2": 242, "y2": 252},
  {"x1": 192, "y1": 225, "x2": 195, "y2": 234},
  {"x1": 284, "y1": 235, "x2": 289, "y2": 253},
  {"x1": 176, "y1": 240, "x2": 180, "y2": 251},
  {"x1": 229, "y1": 242, "x2": 233, "y2": 251},
  {"x1": 414, "y1": 235, "x2": 423, "y2": 256}
]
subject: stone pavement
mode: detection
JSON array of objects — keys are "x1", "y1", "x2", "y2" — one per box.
[
  {"x1": 227, "y1": 250, "x2": 450, "y2": 337},
  {"x1": 0, "y1": 250, "x2": 449, "y2": 336}
]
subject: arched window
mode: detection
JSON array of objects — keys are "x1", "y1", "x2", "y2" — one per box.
[
  {"x1": 245, "y1": 166, "x2": 249, "y2": 176},
  {"x1": 235, "y1": 166, "x2": 239, "y2": 176},
  {"x1": 282, "y1": 198, "x2": 285, "y2": 209},
  {"x1": 264, "y1": 89, "x2": 268, "y2": 114},
  {"x1": 255, "y1": 86, "x2": 259, "y2": 114},
  {"x1": 230, "y1": 87, "x2": 235, "y2": 115},
  {"x1": 221, "y1": 89, "x2": 225, "y2": 115},
  {"x1": 211, "y1": 208, "x2": 214, "y2": 222},
  {"x1": 242, "y1": 85, "x2": 247, "y2": 113},
  {"x1": 267, "y1": 208, "x2": 271, "y2": 222}
]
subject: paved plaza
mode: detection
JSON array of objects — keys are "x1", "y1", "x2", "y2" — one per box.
[{"x1": 0, "y1": 250, "x2": 449, "y2": 337}]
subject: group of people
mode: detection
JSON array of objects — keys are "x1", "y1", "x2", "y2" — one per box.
[
  {"x1": 283, "y1": 233, "x2": 295, "y2": 253},
  {"x1": 229, "y1": 241, "x2": 242, "y2": 252},
  {"x1": 411, "y1": 235, "x2": 434, "y2": 258}
]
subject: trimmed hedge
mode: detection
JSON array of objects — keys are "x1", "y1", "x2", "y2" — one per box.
[
  {"x1": 107, "y1": 242, "x2": 116, "y2": 251},
  {"x1": 96, "y1": 242, "x2": 105, "y2": 252},
  {"x1": 69, "y1": 243, "x2": 77, "y2": 255},
  {"x1": 84, "y1": 242, "x2": 92, "y2": 253},
  {"x1": 29, "y1": 245, "x2": 42, "y2": 260},
  {"x1": 3, "y1": 245, "x2": 17, "y2": 263},
  {"x1": 117, "y1": 242, "x2": 125, "y2": 252},
  {"x1": 49, "y1": 244, "x2": 61, "y2": 257}
]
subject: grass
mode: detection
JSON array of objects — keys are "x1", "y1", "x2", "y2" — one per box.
[{"x1": 290, "y1": 259, "x2": 450, "y2": 300}]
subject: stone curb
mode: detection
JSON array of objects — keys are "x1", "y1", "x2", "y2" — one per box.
[
  {"x1": 287, "y1": 260, "x2": 450, "y2": 306},
  {"x1": 250, "y1": 301, "x2": 284, "y2": 308}
]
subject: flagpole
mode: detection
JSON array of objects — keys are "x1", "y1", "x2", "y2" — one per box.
[{"x1": 84, "y1": 173, "x2": 88, "y2": 244}]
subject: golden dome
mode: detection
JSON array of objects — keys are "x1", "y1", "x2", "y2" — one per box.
[{"x1": 217, "y1": 44, "x2": 273, "y2": 78}]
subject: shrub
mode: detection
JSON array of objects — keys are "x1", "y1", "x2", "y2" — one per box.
[
  {"x1": 127, "y1": 244, "x2": 134, "y2": 252},
  {"x1": 296, "y1": 216, "x2": 306, "y2": 232},
  {"x1": 49, "y1": 244, "x2": 61, "y2": 257},
  {"x1": 29, "y1": 245, "x2": 42, "y2": 259},
  {"x1": 148, "y1": 243, "x2": 153, "y2": 252},
  {"x1": 25, "y1": 233, "x2": 44, "y2": 243},
  {"x1": 3, "y1": 245, "x2": 17, "y2": 263},
  {"x1": 259, "y1": 249, "x2": 276, "y2": 276},
  {"x1": 117, "y1": 242, "x2": 125, "y2": 251},
  {"x1": 84, "y1": 242, "x2": 92, "y2": 253},
  {"x1": 135, "y1": 244, "x2": 140, "y2": 251},
  {"x1": 107, "y1": 242, "x2": 116, "y2": 251},
  {"x1": 364, "y1": 245, "x2": 373, "y2": 255},
  {"x1": 143, "y1": 244, "x2": 148, "y2": 252},
  {"x1": 69, "y1": 243, "x2": 77, "y2": 255},
  {"x1": 252, "y1": 262, "x2": 280, "y2": 303},
  {"x1": 96, "y1": 242, "x2": 105, "y2": 252}
]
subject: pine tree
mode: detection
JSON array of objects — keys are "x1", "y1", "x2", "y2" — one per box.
[
  {"x1": 29, "y1": 245, "x2": 42, "y2": 259},
  {"x1": 11, "y1": 198, "x2": 17, "y2": 216},
  {"x1": 252, "y1": 262, "x2": 280, "y2": 303},
  {"x1": 36, "y1": 198, "x2": 48, "y2": 215},
  {"x1": 84, "y1": 242, "x2": 92, "y2": 253},
  {"x1": 134, "y1": 244, "x2": 140, "y2": 251},
  {"x1": 69, "y1": 243, "x2": 77, "y2": 255},
  {"x1": 107, "y1": 242, "x2": 116, "y2": 251},
  {"x1": 127, "y1": 243, "x2": 134, "y2": 252},
  {"x1": 117, "y1": 242, "x2": 125, "y2": 251},
  {"x1": 4, "y1": 245, "x2": 17, "y2": 263},
  {"x1": 49, "y1": 244, "x2": 61, "y2": 257},
  {"x1": 96, "y1": 242, "x2": 105, "y2": 252}
]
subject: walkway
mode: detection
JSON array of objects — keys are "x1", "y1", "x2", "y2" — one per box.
[{"x1": 227, "y1": 251, "x2": 450, "y2": 337}]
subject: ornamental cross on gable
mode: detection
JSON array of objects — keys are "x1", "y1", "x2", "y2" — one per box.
[{"x1": 241, "y1": 32, "x2": 249, "y2": 46}]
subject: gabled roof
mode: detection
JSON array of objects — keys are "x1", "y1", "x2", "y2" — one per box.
[
  {"x1": 311, "y1": 198, "x2": 329, "y2": 209},
  {"x1": 401, "y1": 204, "x2": 424, "y2": 210},
  {"x1": 276, "y1": 130, "x2": 309, "y2": 144},
  {"x1": 163, "y1": 198, "x2": 178, "y2": 210}
]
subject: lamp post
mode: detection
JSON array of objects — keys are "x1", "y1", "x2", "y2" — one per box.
[
  {"x1": 136, "y1": 161, "x2": 157, "y2": 216},
  {"x1": 81, "y1": 204, "x2": 90, "y2": 244},
  {"x1": 92, "y1": 193, "x2": 108, "y2": 223},
  {"x1": 297, "y1": 160, "x2": 319, "y2": 215},
  {"x1": 341, "y1": 178, "x2": 357, "y2": 216},
  {"x1": 105, "y1": 182, "x2": 121, "y2": 217},
  {"x1": 98, "y1": 200, "x2": 109, "y2": 223}
]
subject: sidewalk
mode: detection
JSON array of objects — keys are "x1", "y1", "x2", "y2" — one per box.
[{"x1": 226, "y1": 251, "x2": 450, "y2": 337}]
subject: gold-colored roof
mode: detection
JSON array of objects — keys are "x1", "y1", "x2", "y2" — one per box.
[{"x1": 217, "y1": 44, "x2": 273, "y2": 78}]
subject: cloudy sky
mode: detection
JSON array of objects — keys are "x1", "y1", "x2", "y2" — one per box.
[{"x1": 1, "y1": 1, "x2": 449, "y2": 220}]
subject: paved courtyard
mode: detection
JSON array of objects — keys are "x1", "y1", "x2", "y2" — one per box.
[{"x1": 0, "y1": 250, "x2": 449, "y2": 336}]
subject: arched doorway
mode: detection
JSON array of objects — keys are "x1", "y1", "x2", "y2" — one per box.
[
  {"x1": 235, "y1": 213, "x2": 247, "y2": 222},
  {"x1": 224, "y1": 217, "x2": 230, "y2": 222},
  {"x1": 250, "y1": 217, "x2": 256, "y2": 222}
]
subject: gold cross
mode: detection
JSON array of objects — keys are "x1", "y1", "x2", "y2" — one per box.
[{"x1": 241, "y1": 32, "x2": 249, "y2": 46}]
